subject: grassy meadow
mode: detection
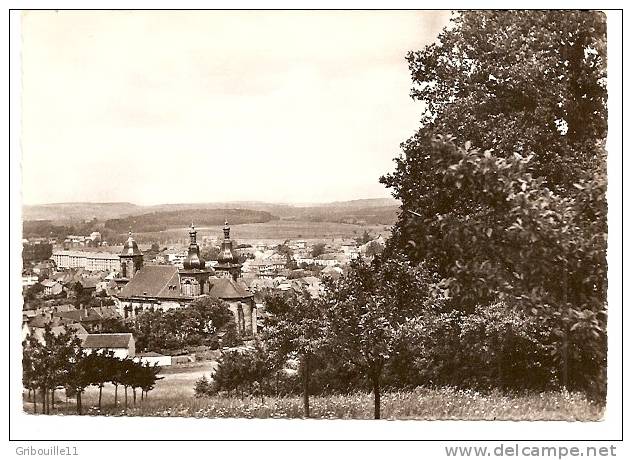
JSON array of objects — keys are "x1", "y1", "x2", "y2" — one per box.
[{"x1": 23, "y1": 362, "x2": 603, "y2": 421}]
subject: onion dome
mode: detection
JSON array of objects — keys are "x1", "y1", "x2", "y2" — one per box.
[
  {"x1": 217, "y1": 220, "x2": 238, "y2": 264},
  {"x1": 121, "y1": 231, "x2": 142, "y2": 256},
  {"x1": 183, "y1": 224, "x2": 206, "y2": 270}
]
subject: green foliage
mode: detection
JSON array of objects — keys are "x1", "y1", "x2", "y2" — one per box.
[
  {"x1": 212, "y1": 341, "x2": 278, "y2": 397},
  {"x1": 22, "y1": 242, "x2": 53, "y2": 263},
  {"x1": 104, "y1": 208, "x2": 277, "y2": 233},
  {"x1": 132, "y1": 297, "x2": 235, "y2": 353},
  {"x1": 200, "y1": 246, "x2": 220, "y2": 261},
  {"x1": 194, "y1": 375, "x2": 214, "y2": 397},
  {"x1": 355, "y1": 230, "x2": 373, "y2": 245},
  {"x1": 264, "y1": 289, "x2": 327, "y2": 416},
  {"x1": 379, "y1": 10, "x2": 607, "y2": 401},
  {"x1": 311, "y1": 243, "x2": 326, "y2": 258},
  {"x1": 323, "y1": 256, "x2": 438, "y2": 418},
  {"x1": 396, "y1": 10, "x2": 606, "y2": 194},
  {"x1": 23, "y1": 283, "x2": 45, "y2": 301}
]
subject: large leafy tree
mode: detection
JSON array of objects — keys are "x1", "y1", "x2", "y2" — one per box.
[
  {"x1": 389, "y1": 10, "x2": 607, "y2": 196},
  {"x1": 380, "y1": 11, "x2": 608, "y2": 398}
]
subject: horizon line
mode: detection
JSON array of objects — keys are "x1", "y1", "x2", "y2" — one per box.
[{"x1": 22, "y1": 196, "x2": 400, "y2": 207}]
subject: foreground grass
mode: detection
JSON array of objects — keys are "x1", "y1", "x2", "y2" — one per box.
[{"x1": 23, "y1": 387, "x2": 603, "y2": 421}]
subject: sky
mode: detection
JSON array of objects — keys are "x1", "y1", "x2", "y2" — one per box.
[{"x1": 20, "y1": 11, "x2": 452, "y2": 205}]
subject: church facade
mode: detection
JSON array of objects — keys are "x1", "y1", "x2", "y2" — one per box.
[{"x1": 114, "y1": 222, "x2": 257, "y2": 335}]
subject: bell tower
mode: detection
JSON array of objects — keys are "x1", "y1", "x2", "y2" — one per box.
[
  {"x1": 119, "y1": 231, "x2": 143, "y2": 279},
  {"x1": 214, "y1": 221, "x2": 242, "y2": 281},
  {"x1": 178, "y1": 224, "x2": 210, "y2": 296}
]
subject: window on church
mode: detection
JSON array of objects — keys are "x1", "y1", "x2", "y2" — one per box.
[
  {"x1": 237, "y1": 304, "x2": 245, "y2": 333},
  {"x1": 182, "y1": 279, "x2": 192, "y2": 296}
]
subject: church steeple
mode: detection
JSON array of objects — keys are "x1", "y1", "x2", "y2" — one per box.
[
  {"x1": 183, "y1": 223, "x2": 205, "y2": 270},
  {"x1": 119, "y1": 231, "x2": 143, "y2": 279},
  {"x1": 215, "y1": 220, "x2": 242, "y2": 280},
  {"x1": 178, "y1": 223, "x2": 210, "y2": 297}
]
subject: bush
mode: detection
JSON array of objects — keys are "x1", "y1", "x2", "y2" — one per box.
[{"x1": 194, "y1": 375, "x2": 216, "y2": 397}]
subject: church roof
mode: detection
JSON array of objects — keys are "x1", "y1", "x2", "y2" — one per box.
[
  {"x1": 118, "y1": 265, "x2": 186, "y2": 300},
  {"x1": 209, "y1": 277, "x2": 253, "y2": 300},
  {"x1": 117, "y1": 265, "x2": 253, "y2": 301}
]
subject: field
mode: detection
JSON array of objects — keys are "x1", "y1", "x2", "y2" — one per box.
[
  {"x1": 135, "y1": 220, "x2": 392, "y2": 245},
  {"x1": 23, "y1": 362, "x2": 603, "y2": 420}
]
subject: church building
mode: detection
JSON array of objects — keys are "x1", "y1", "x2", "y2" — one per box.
[{"x1": 114, "y1": 222, "x2": 257, "y2": 335}]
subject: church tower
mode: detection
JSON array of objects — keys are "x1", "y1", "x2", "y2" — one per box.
[
  {"x1": 119, "y1": 231, "x2": 143, "y2": 279},
  {"x1": 178, "y1": 224, "x2": 211, "y2": 297},
  {"x1": 214, "y1": 221, "x2": 242, "y2": 281}
]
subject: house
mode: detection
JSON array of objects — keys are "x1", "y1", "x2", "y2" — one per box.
[
  {"x1": 22, "y1": 275, "x2": 39, "y2": 288},
  {"x1": 294, "y1": 255, "x2": 315, "y2": 265},
  {"x1": 41, "y1": 279, "x2": 63, "y2": 296},
  {"x1": 81, "y1": 333, "x2": 135, "y2": 359},
  {"x1": 313, "y1": 253, "x2": 340, "y2": 267},
  {"x1": 32, "y1": 261, "x2": 54, "y2": 276},
  {"x1": 22, "y1": 320, "x2": 87, "y2": 344},
  {"x1": 53, "y1": 306, "x2": 121, "y2": 332}
]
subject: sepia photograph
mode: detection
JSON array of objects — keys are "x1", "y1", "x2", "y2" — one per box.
[{"x1": 10, "y1": 7, "x2": 622, "y2": 443}]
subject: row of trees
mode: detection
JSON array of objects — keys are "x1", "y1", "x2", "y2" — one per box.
[{"x1": 22, "y1": 327, "x2": 161, "y2": 414}]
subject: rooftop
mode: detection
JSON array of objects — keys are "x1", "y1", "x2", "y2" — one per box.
[
  {"x1": 118, "y1": 265, "x2": 186, "y2": 300},
  {"x1": 82, "y1": 333, "x2": 134, "y2": 349}
]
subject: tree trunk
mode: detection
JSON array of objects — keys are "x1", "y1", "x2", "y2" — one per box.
[
  {"x1": 372, "y1": 373, "x2": 381, "y2": 420},
  {"x1": 33, "y1": 389, "x2": 37, "y2": 414},
  {"x1": 561, "y1": 260, "x2": 569, "y2": 390},
  {"x1": 51, "y1": 389, "x2": 55, "y2": 410},
  {"x1": 561, "y1": 326, "x2": 569, "y2": 390},
  {"x1": 133, "y1": 388, "x2": 137, "y2": 406},
  {"x1": 44, "y1": 387, "x2": 49, "y2": 414},
  {"x1": 497, "y1": 336, "x2": 504, "y2": 389},
  {"x1": 124, "y1": 387, "x2": 128, "y2": 409},
  {"x1": 98, "y1": 386, "x2": 103, "y2": 409},
  {"x1": 77, "y1": 391, "x2": 82, "y2": 415},
  {"x1": 302, "y1": 355, "x2": 310, "y2": 418},
  {"x1": 114, "y1": 385, "x2": 118, "y2": 406}
]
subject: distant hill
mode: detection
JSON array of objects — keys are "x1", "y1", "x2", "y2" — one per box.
[
  {"x1": 104, "y1": 208, "x2": 278, "y2": 233},
  {"x1": 23, "y1": 202, "x2": 143, "y2": 222},
  {"x1": 22, "y1": 198, "x2": 401, "y2": 237},
  {"x1": 23, "y1": 198, "x2": 400, "y2": 223}
]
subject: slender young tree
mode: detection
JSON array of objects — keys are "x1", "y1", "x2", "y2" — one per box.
[
  {"x1": 265, "y1": 290, "x2": 326, "y2": 418},
  {"x1": 323, "y1": 256, "x2": 436, "y2": 419}
]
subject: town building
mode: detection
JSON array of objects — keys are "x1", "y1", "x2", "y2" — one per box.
[
  {"x1": 22, "y1": 274, "x2": 39, "y2": 288},
  {"x1": 81, "y1": 333, "x2": 135, "y2": 359},
  {"x1": 41, "y1": 279, "x2": 63, "y2": 296},
  {"x1": 51, "y1": 250, "x2": 121, "y2": 272}
]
